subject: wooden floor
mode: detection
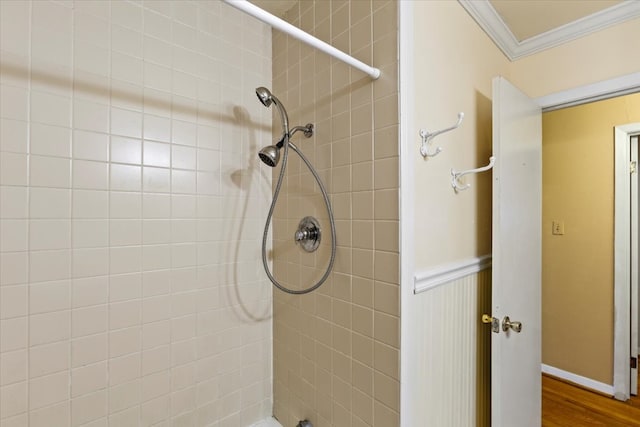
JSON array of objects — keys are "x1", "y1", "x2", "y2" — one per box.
[{"x1": 542, "y1": 373, "x2": 640, "y2": 426}]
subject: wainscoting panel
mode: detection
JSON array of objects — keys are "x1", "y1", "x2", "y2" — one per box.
[{"x1": 411, "y1": 268, "x2": 492, "y2": 426}]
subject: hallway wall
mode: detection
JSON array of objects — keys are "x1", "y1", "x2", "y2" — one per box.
[{"x1": 542, "y1": 92, "x2": 640, "y2": 385}]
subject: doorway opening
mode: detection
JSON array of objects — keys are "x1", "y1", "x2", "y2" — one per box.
[{"x1": 539, "y1": 97, "x2": 640, "y2": 405}]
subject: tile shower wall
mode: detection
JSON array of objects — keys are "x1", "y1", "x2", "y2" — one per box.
[
  {"x1": 271, "y1": 1, "x2": 400, "y2": 426},
  {"x1": 0, "y1": 1, "x2": 274, "y2": 426}
]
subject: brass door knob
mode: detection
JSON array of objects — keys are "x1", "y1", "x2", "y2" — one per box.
[{"x1": 501, "y1": 316, "x2": 522, "y2": 333}]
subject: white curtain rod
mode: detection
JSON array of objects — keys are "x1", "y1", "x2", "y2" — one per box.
[{"x1": 222, "y1": 0, "x2": 381, "y2": 80}]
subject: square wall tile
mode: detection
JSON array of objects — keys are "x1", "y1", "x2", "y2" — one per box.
[
  {"x1": 30, "y1": 280, "x2": 71, "y2": 315},
  {"x1": 30, "y1": 188, "x2": 71, "y2": 219},
  {"x1": 0, "y1": 186, "x2": 28, "y2": 218},
  {"x1": 30, "y1": 220, "x2": 71, "y2": 251},
  {"x1": 31, "y1": 91, "x2": 71, "y2": 128},
  {"x1": 31, "y1": 123, "x2": 72, "y2": 157},
  {"x1": 29, "y1": 341, "x2": 70, "y2": 379},
  {"x1": 73, "y1": 160, "x2": 109, "y2": 190},
  {"x1": 30, "y1": 310, "x2": 71, "y2": 346},
  {"x1": 0, "y1": 285, "x2": 28, "y2": 319},
  {"x1": 0, "y1": 118, "x2": 28, "y2": 154},
  {"x1": 1, "y1": 85, "x2": 29, "y2": 121},
  {"x1": 73, "y1": 130, "x2": 109, "y2": 162},
  {"x1": 111, "y1": 164, "x2": 142, "y2": 192},
  {"x1": 0, "y1": 152, "x2": 28, "y2": 186},
  {"x1": 0, "y1": 220, "x2": 28, "y2": 252},
  {"x1": 1, "y1": 349, "x2": 28, "y2": 386}
]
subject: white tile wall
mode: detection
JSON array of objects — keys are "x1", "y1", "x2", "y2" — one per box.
[{"x1": 0, "y1": 1, "x2": 274, "y2": 425}]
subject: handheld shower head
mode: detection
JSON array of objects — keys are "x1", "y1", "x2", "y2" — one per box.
[
  {"x1": 255, "y1": 87, "x2": 273, "y2": 107},
  {"x1": 258, "y1": 145, "x2": 280, "y2": 167},
  {"x1": 256, "y1": 87, "x2": 289, "y2": 167},
  {"x1": 255, "y1": 88, "x2": 313, "y2": 168}
]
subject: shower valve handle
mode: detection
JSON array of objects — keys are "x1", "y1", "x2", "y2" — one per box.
[
  {"x1": 295, "y1": 227, "x2": 318, "y2": 242},
  {"x1": 294, "y1": 216, "x2": 321, "y2": 252},
  {"x1": 295, "y1": 229, "x2": 311, "y2": 241}
]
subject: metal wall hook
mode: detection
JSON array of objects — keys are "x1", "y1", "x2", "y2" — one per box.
[
  {"x1": 451, "y1": 156, "x2": 495, "y2": 192},
  {"x1": 419, "y1": 112, "x2": 464, "y2": 158}
]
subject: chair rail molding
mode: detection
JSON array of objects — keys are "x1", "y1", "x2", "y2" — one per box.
[{"x1": 414, "y1": 255, "x2": 492, "y2": 294}]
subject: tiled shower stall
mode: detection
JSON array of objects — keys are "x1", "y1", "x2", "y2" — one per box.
[
  {"x1": 0, "y1": 1, "x2": 274, "y2": 425},
  {"x1": 0, "y1": 1, "x2": 400, "y2": 426}
]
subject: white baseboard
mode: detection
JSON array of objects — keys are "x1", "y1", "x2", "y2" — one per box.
[{"x1": 542, "y1": 364, "x2": 614, "y2": 396}]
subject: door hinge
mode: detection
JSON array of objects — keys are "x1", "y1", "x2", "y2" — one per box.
[
  {"x1": 631, "y1": 161, "x2": 637, "y2": 174},
  {"x1": 631, "y1": 357, "x2": 637, "y2": 369}
]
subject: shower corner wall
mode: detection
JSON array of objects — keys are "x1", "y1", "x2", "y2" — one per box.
[{"x1": 270, "y1": 1, "x2": 401, "y2": 426}]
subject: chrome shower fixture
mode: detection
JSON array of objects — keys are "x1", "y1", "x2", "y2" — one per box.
[
  {"x1": 255, "y1": 86, "x2": 273, "y2": 107},
  {"x1": 258, "y1": 144, "x2": 281, "y2": 168},
  {"x1": 258, "y1": 124, "x2": 314, "y2": 168},
  {"x1": 254, "y1": 87, "x2": 336, "y2": 295},
  {"x1": 255, "y1": 86, "x2": 287, "y2": 158},
  {"x1": 255, "y1": 86, "x2": 313, "y2": 168}
]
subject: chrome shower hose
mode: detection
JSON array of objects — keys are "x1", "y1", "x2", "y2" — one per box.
[{"x1": 260, "y1": 137, "x2": 336, "y2": 295}]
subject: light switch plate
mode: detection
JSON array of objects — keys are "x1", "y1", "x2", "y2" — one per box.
[{"x1": 552, "y1": 221, "x2": 565, "y2": 235}]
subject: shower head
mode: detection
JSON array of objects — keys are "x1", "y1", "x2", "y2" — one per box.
[
  {"x1": 256, "y1": 87, "x2": 289, "y2": 167},
  {"x1": 258, "y1": 145, "x2": 280, "y2": 167},
  {"x1": 255, "y1": 87, "x2": 273, "y2": 107}
]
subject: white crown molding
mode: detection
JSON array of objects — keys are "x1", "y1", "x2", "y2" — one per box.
[
  {"x1": 458, "y1": 0, "x2": 640, "y2": 61},
  {"x1": 458, "y1": 0, "x2": 520, "y2": 59}
]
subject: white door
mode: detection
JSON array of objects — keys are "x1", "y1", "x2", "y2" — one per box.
[{"x1": 491, "y1": 76, "x2": 542, "y2": 426}]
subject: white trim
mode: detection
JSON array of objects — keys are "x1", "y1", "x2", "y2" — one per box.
[
  {"x1": 541, "y1": 364, "x2": 614, "y2": 396},
  {"x1": 414, "y1": 255, "x2": 492, "y2": 294},
  {"x1": 613, "y1": 123, "x2": 640, "y2": 401},
  {"x1": 399, "y1": 0, "x2": 415, "y2": 425},
  {"x1": 222, "y1": 0, "x2": 380, "y2": 79},
  {"x1": 458, "y1": 0, "x2": 640, "y2": 61},
  {"x1": 457, "y1": 0, "x2": 519, "y2": 60},
  {"x1": 536, "y1": 72, "x2": 640, "y2": 111},
  {"x1": 631, "y1": 135, "x2": 639, "y2": 396}
]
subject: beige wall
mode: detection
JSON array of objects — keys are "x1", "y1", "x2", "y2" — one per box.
[
  {"x1": 406, "y1": 1, "x2": 507, "y2": 425},
  {"x1": 412, "y1": 1, "x2": 510, "y2": 269},
  {"x1": 272, "y1": 1, "x2": 400, "y2": 426},
  {"x1": 542, "y1": 92, "x2": 640, "y2": 384},
  {"x1": 413, "y1": 8, "x2": 640, "y2": 271},
  {"x1": 0, "y1": 1, "x2": 274, "y2": 425},
  {"x1": 510, "y1": 17, "x2": 640, "y2": 98}
]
